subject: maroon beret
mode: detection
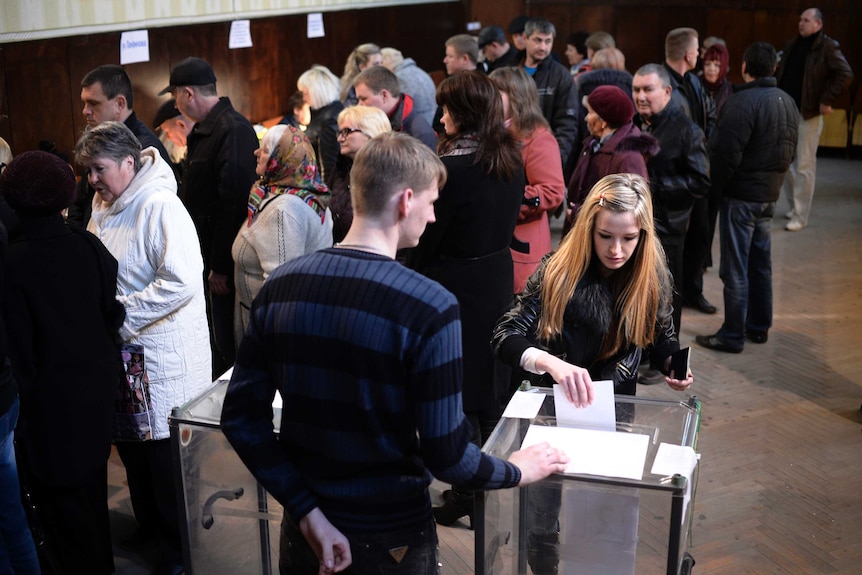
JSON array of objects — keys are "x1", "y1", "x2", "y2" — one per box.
[
  {"x1": 587, "y1": 85, "x2": 635, "y2": 127},
  {"x1": 0, "y1": 150, "x2": 76, "y2": 216}
]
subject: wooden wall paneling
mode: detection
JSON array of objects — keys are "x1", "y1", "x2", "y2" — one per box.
[
  {"x1": 564, "y1": 5, "x2": 616, "y2": 60},
  {"x1": 469, "y1": 0, "x2": 522, "y2": 34},
  {"x1": 615, "y1": 8, "x2": 664, "y2": 72},
  {"x1": 706, "y1": 8, "x2": 757, "y2": 85},
  {"x1": 4, "y1": 39, "x2": 76, "y2": 157},
  {"x1": 0, "y1": 46, "x2": 8, "y2": 145}
]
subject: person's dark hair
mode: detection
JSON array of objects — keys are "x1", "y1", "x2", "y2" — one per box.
[
  {"x1": 524, "y1": 18, "x2": 556, "y2": 39},
  {"x1": 353, "y1": 65, "x2": 401, "y2": 98},
  {"x1": 81, "y1": 64, "x2": 134, "y2": 109},
  {"x1": 743, "y1": 42, "x2": 778, "y2": 79},
  {"x1": 566, "y1": 31, "x2": 589, "y2": 57},
  {"x1": 436, "y1": 71, "x2": 523, "y2": 180},
  {"x1": 288, "y1": 90, "x2": 304, "y2": 112},
  {"x1": 75, "y1": 121, "x2": 142, "y2": 173}
]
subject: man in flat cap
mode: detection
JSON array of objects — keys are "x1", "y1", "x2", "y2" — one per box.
[
  {"x1": 478, "y1": 25, "x2": 520, "y2": 72},
  {"x1": 160, "y1": 57, "x2": 259, "y2": 378}
]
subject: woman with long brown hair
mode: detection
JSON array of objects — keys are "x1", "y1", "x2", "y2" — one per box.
[{"x1": 408, "y1": 71, "x2": 524, "y2": 528}]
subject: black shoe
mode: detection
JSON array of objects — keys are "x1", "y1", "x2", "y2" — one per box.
[
  {"x1": 746, "y1": 330, "x2": 768, "y2": 344},
  {"x1": 433, "y1": 491, "x2": 474, "y2": 529},
  {"x1": 691, "y1": 295, "x2": 717, "y2": 314},
  {"x1": 118, "y1": 528, "x2": 156, "y2": 550},
  {"x1": 695, "y1": 334, "x2": 742, "y2": 353}
]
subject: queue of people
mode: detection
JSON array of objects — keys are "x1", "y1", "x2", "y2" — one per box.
[{"x1": 0, "y1": 7, "x2": 852, "y2": 575}]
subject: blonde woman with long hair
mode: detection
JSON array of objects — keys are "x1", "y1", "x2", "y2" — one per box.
[
  {"x1": 493, "y1": 173, "x2": 693, "y2": 404},
  {"x1": 493, "y1": 173, "x2": 692, "y2": 574}
]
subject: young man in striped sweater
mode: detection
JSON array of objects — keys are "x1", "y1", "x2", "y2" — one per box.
[{"x1": 222, "y1": 132, "x2": 567, "y2": 575}]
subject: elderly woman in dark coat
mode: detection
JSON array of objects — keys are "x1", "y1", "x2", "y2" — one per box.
[
  {"x1": 0, "y1": 151, "x2": 124, "y2": 573},
  {"x1": 564, "y1": 85, "x2": 659, "y2": 234}
]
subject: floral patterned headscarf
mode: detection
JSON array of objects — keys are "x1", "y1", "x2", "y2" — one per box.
[{"x1": 247, "y1": 124, "x2": 330, "y2": 224}]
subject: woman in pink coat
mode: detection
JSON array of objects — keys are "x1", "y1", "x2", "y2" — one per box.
[{"x1": 490, "y1": 67, "x2": 566, "y2": 294}]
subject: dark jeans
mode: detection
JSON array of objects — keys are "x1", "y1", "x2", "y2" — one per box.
[
  {"x1": 717, "y1": 198, "x2": 775, "y2": 348},
  {"x1": 279, "y1": 515, "x2": 438, "y2": 575},
  {"x1": 0, "y1": 398, "x2": 40, "y2": 574},
  {"x1": 116, "y1": 439, "x2": 183, "y2": 565}
]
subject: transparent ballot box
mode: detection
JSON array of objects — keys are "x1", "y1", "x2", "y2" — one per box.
[
  {"x1": 169, "y1": 378, "x2": 282, "y2": 574},
  {"x1": 476, "y1": 390, "x2": 700, "y2": 575}
]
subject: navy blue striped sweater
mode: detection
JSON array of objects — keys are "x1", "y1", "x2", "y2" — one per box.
[{"x1": 221, "y1": 248, "x2": 520, "y2": 533}]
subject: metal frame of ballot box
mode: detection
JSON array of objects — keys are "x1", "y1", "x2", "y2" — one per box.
[
  {"x1": 475, "y1": 391, "x2": 700, "y2": 575},
  {"x1": 169, "y1": 379, "x2": 282, "y2": 574}
]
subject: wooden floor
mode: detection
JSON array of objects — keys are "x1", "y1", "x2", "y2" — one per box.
[
  {"x1": 432, "y1": 155, "x2": 862, "y2": 575},
  {"x1": 109, "y1": 155, "x2": 862, "y2": 574}
]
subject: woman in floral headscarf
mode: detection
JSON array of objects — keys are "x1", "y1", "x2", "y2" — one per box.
[{"x1": 232, "y1": 124, "x2": 332, "y2": 345}]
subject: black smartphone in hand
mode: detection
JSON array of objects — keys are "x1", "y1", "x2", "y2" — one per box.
[{"x1": 670, "y1": 347, "x2": 691, "y2": 379}]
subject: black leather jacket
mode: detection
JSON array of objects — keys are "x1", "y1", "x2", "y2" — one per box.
[
  {"x1": 635, "y1": 100, "x2": 710, "y2": 244},
  {"x1": 492, "y1": 259, "x2": 678, "y2": 396},
  {"x1": 664, "y1": 63, "x2": 717, "y2": 138}
]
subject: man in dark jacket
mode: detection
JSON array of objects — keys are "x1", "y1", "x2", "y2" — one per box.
[
  {"x1": 520, "y1": 18, "x2": 579, "y2": 172},
  {"x1": 478, "y1": 25, "x2": 520, "y2": 72},
  {"x1": 697, "y1": 43, "x2": 799, "y2": 353},
  {"x1": 776, "y1": 7, "x2": 853, "y2": 232},
  {"x1": 664, "y1": 27, "x2": 720, "y2": 316},
  {"x1": 161, "y1": 57, "x2": 259, "y2": 377},
  {"x1": 353, "y1": 65, "x2": 437, "y2": 150},
  {"x1": 68, "y1": 64, "x2": 171, "y2": 228},
  {"x1": 633, "y1": 64, "x2": 709, "y2": 360}
]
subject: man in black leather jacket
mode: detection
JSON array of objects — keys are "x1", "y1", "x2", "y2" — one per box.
[
  {"x1": 663, "y1": 28, "x2": 720, "y2": 316},
  {"x1": 633, "y1": 64, "x2": 710, "y2": 341}
]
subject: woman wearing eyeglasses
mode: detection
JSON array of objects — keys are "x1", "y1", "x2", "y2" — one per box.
[
  {"x1": 327, "y1": 106, "x2": 392, "y2": 243},
  {"x1": 232, "y1": 125, "x2": 332, "y2": 345}
]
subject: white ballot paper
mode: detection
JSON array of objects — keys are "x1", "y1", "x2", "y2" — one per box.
[
  {"x1": 522, "y1": 424, "x2": 649, "y2": 480},
  {"x1": 501, "y1": 390, "x2": 546, "y2": 419},
  {"x1": 650, "y1": 443, "x2": 697, "y2": 478},
  {"x1": 553, "y1": 381, "x2": 616, "y2": 431},
  {"x1": 651, "y1": 443, "x2": 698, "y2": 526}
]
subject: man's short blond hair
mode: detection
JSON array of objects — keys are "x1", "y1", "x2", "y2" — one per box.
[
  {"x1": 665, "y1": 27, "x2": 699, "y2": 62},
  {"x1": 350, "y1": 133, "x2": 446, "y2": 217}
]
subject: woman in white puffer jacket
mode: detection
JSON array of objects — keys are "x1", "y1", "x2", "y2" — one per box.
[{"x1": 78, "y1": 121, "x2": 211, "y2": 572}]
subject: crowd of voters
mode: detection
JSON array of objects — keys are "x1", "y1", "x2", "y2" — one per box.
[{"x1": 0, "y1": 7, "x2": 852, "y2": 575}]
